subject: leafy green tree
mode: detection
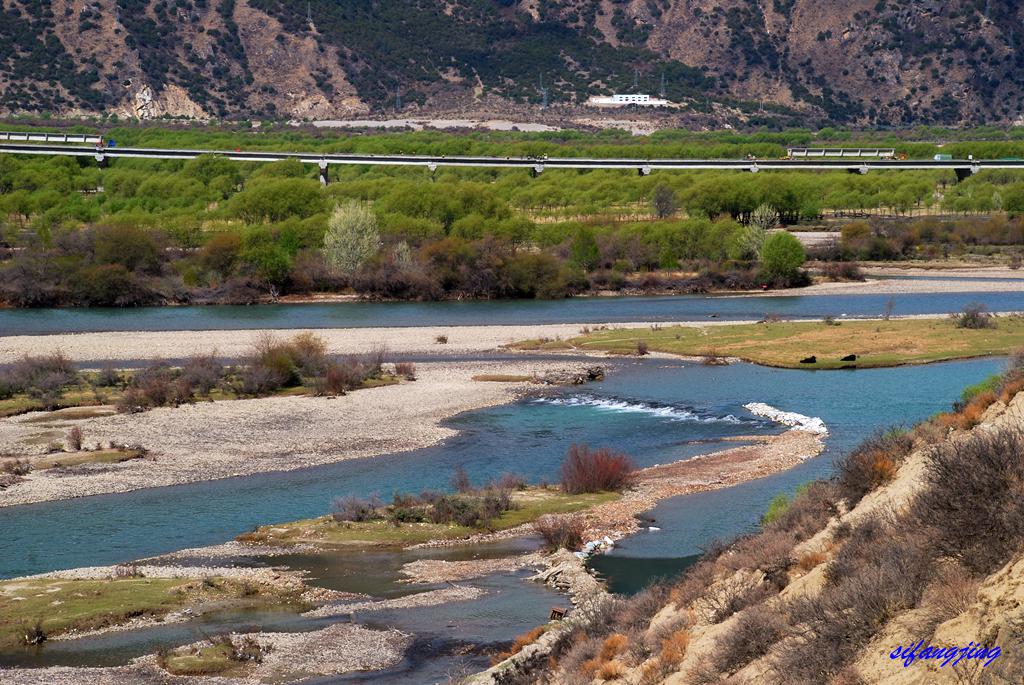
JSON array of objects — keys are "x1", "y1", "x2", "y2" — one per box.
[
  {"x1": 569, "y1": 227, "x2": 600, "y2": 271},
  {"x1": 760, "y1": 231, "x2": 806, "y2": 283},
  {"x1": 242, "y1": 243, "x2": 292, "y2": 290},
  {"x1": 183, "y1": 154, "x2": 241, "y2": 187},
  {"x1": 228, "y1": 178, "x2": 325, "y2": 223},
  {"x1": 323, "y1": 201, "x2": 381, "y2": 275}
]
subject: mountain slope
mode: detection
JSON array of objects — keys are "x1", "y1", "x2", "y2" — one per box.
[{"x1": 1, "y1": 0, "x2": 1022, "y2": 125}]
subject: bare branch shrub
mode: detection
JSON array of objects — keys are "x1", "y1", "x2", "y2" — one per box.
[
  {"x1": 835, "y1": 428, "x2": 913, "y2": 504},
  {"x1": 712, "y1": 603, "x2": 785, "y2": 674},
  {"x1": 331, "y1": 495, "x2": 383, "y2": 522},
  {"x1": 911, "y1": 428, "x2": 1024, "y2": 575},
  {"x1": 533, "y1": 514, "x2": 586, "y2": 551},
  {"x1": 560, "y1": 444, "x2": 636, "y2": 494},
  {"x1": 66, "y1": 426, "x2": 83, "y2": 451},
  {"x1": 951, "y1": 303, "x2": 996, "y2": 329},
  {"x1": 394, "y1": 361, "x2": 417, "y2": 380}
]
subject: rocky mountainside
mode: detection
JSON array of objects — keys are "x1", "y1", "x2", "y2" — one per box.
[{"x1": 1, "y1": 0, "x2": 1022, "y2": 126}]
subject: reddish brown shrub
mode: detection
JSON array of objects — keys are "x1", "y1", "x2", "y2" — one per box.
[
  {"x1": 66, "y1": 426, "x2": 83, "y2": 452},
  {"x1": 797, "y1": 550, "x2": 828, "y2": 572},
  {"x1": 316, "y1": 360, "x2": 372, "y2": 395},
  {"x1": 560, "y1": 444, "x2": 636, "y2": 494},
  {"x1": 659, "y1": 629, "x2": 689, "y2": 666},
  {"x1": 533, "y1": 514, "x2": 586, "y2": 551},
  {"x1": 836, "y1": 429, "x2": 913, "y2": 503},
  {"x1": 394, "y1": 361, "x2": 417, "y2": 380},
  {"x1": 492, "y1": 625, "x2": 546, "y2": 664}
]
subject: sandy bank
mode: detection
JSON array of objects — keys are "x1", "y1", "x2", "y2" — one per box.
[
  {"x1": 0, "y1": 322, "x2": 645, "y2": 362},
  {"x1": 415, "y1": 428, "x2": 825, "y2": 553},
  {"x1": 587, "y1": 429, "x2": 825, "y2": 541},
  {"x1": 400, "y1": 553, "x2": 543, "y2": 584},
  {"x1": 0, "y1": 623, "x2": 409, "y2": 685},
  {"x1": 0, "y1": 359, "x2": 591, "y2": 507}
]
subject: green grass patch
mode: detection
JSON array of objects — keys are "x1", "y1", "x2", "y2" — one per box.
[
  {"x1": 0, "y1": 576, "x2": 301, "y2": 650},
  {"x1": 960, "y1": 374, "x2": 1002, "y2": 403},
  {"x1": 238, "y1": 488, "x2": 619, "y2": 548},
  {"x1": 510, "y1": 317, "x2": 1024, "y2": 369},
  {"x1": 26, "y1": 447, "x2": 145, "y2": 471},
  {"x1": 162, "y1": 643, "x2": 244, "y2": 677}
]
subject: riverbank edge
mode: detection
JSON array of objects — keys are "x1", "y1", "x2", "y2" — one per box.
[
  {"x1": 0, "y1": 407, "x2": 826, "y2": 683},
  {"x1": 2, "y1": 264, "x2": 1021, "y2": 313},
  {"x1": 0, "y1": 360, "x2": 601, "y2": 508}
]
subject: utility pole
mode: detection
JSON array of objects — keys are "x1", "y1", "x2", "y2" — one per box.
[
  {"x1": 306, "y1": 1, "x2": 313, "y2": 27},
  {"x1": 395, "y1": 86, "x2": 401, "y2": 113},
  {"x1": 539, "y1": 73, "x2": 549, "y2": 109},
  {"x1": 659, "y1": 72, "x2": 666, "y2": 99},
  {"x1": 633, "y1": 68, "x2": 639, "y2": 91}
]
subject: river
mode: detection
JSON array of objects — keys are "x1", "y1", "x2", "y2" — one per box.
[
  {"x1": 0, "y1": 292, "x2": 1011, "y2": 681},
  {"x1": 1, "y1": 290, "x2": 1022, "y2": 335}
]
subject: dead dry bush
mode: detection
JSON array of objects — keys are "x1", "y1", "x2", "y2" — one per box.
[
  {"x1": 533, "y1": 514, "x2": 586, "y2": 551},
  {"x1": 765, "y1": 480, "x2": 841, "y2": 540},
  {"x1": 920, "y1": 561, "x2": 981, "y2": 625},
  {"x1": 911, "y1": 428, "x2": 1024, "y2": 575},
  {"x1": 491, "y1": 625, "x2": 545, "y2": 664},
  {"x1": 712, "y1": 603, "x2": 786, "y2": 675},
  {"x1": 836, "y1": 428, "x2": 914, "y2": 504},
  {"x1": 775, "y1": 522, "x2": 935, "y2": 681},
  {"x1": 667, "y1": 558, "x2": 718, "y2": 611},
  {"x1": 717, "y1": 529, "x2": 794, "y2": 589},
  {"x1": 706, "y1": 577, "x2": 777, "y2": 624}
]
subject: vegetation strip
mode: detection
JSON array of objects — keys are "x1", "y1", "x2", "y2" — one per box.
[{"x1": 513, "y1": 315, "x2": 1024, "y2": 369}]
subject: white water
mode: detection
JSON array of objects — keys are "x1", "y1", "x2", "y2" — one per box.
[
  {"x1": 533, "y1": 394, "x2": 745, "y2": 424},
  {"x1": 743, "y1": 402, "x2": 829, "y2": 435}
]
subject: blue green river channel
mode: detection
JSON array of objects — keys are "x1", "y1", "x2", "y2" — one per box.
[{"x1": 0, "y1": 291, "x2": 1014, "y2": 682}]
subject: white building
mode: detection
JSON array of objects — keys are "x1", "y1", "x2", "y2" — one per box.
[{"x1": 587, "y1": 93, "x2": 671, "y2": 107}]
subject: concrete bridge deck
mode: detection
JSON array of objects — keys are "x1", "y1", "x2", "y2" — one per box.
[{"x1": 0, "y1": 140, "x2": 1009, "y2": 180}]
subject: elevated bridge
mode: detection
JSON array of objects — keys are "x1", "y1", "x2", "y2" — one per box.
[{"x1": 0, "y1": 137, "x2": 1009, "y2": 183}]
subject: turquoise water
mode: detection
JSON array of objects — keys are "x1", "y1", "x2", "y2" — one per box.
[
  {"x1": 0, "y1": 567, "x2": 565, "y2": 683},
  {"x1": 599, "y1": 358, "x2": 1006, "y2": 578},
  {"x1": 1, "y1": 291, "x2": 1022, "y2": 335},
  {"x1": 0, "y1": 357, "x2": 1002, "y2": 580}
]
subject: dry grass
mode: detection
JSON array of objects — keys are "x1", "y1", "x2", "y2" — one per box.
[
  {"x1": 659, "y1": 629, "x2": 689, "y2": 666},
  {"x1": 597, "y1": 659, "x2": 627, "y2": 680},
  {"x1": 514, "y1": 317, "x2": 1024, "y2": 369},
  {"x1": 492, "y1": 625, "x2": 545, "y2": 664},
  {"x1": 797, "y1": 550, "x2": 829, "y2": 572},
  {"x1": 471, "y1": 374, "x2": 534, "y2": 382}
]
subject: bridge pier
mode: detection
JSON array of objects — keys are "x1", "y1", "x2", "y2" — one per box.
[
  {"x1": 94, "y1": 152, "x2": 107, "y2": 169},
  {"x1": 639, "y1": 165, "x2": 651, "y2": 176},
  {"x1": 531, "y1": 163, "x2": 544, "y2": 178},
  {"x1": 954, "y1": 166, "x2": 979, "y2": 182},
  {"x1": 318, "y1": 160, "x2": 329, "y2": 186}
]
